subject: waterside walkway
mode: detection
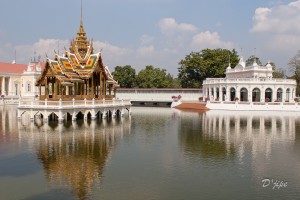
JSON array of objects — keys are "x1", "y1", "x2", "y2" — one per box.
[{"x1": 17, "y1": 99, "x2": 131, "y2": 122}]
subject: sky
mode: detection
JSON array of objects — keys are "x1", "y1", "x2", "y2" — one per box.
[{"x1": 0, "y1": 0, "x2": 299, "y2": 76}]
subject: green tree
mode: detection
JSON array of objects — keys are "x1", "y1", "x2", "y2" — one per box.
[
  {"x1": 288, "y1": 50, "x2": 300, "y2": 96},
  {"x1": 246, "y1": 55, "x2": 262, "y2": 66},
  {"x1": 270, "y1": 62, "x2": 285, "y2": 78},
  {"x1": 112, "y1": 65, "x2": 136, "y2": 88},
  {"x1": 136, "y1": 65, "x2": 175, "y2": 88},
  {"x1": 178, "y1": 49, "x2": 239, "y2": 88}
]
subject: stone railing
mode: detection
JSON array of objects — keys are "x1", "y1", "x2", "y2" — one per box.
[
  {"x1": 208, "y1": 101, "x2": 300, "y2": 106},
  {"x1": 18, "y1": 98, "x2": 131, "y2": 109},
  {"x1": 203, "y1": 78, "x2": 296, "y2": 85}
]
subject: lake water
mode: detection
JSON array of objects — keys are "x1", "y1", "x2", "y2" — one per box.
[{"x1": 0, "y1": 106, "x2": 300, "y2": 200}]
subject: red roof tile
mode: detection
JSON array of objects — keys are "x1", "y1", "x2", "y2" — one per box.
[
  {"x1": 0, "y1": 62, "x2": 27, "y2": 74},
  {"x1": 0, "y1": 62, "x2": 45, "y2": 74}
]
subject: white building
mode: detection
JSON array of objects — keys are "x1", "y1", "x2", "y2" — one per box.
[
  {"x1": 0, "y1": 61, "x2": 43, "y2": 100},
  {"x1": 203, "y1": 57, "x2": 297, "y2": 103}
]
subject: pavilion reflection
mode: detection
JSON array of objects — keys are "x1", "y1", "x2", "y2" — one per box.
[{"x1": 17, "y1": 117, "x2": 131, "y2": 200}]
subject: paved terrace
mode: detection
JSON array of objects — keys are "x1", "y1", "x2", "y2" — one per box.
[{"x1": 17, "y1": 99, "x2": 131, "y2": 122}]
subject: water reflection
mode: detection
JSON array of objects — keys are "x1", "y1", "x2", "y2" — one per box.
[
  {"x1": 179, "y1": 110, "x2": 300, "y2": 160},
  {"x1": 17, "y1": 116, "x2": 131, "y2": 200},
  {"x1": 202, "y1": 111, "x2": 298, "y2": 159},
  {"x1": 178, "y1": 110, "x2": 235, "y2": 160}
]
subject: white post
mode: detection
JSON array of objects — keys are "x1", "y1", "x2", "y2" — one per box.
[
  {"x1": 72, "y1": 98, "x2": 75, "y2": 107},
  {"x1": 45, "y1": 98, "x2": 48, "y2": 107}
]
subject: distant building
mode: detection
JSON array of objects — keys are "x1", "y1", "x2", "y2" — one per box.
[
  {"x1": 0, "y1": 61, "x2": 42, "y2": 99},
  {"x1": 203, "y1": 57, "x2": 297, "y2": 102}
]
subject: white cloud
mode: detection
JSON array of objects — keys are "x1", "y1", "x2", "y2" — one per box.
[
  {"x1": 251, "y1": 1, "x2": 300, "y2": 33},
  {"x1": 93, "y1": 41, "x2": 132, "y2": 56},
  {"x1": 158, "y1": 18, "x2": 197, "y2": 35},
  {"x1": 140, "y1": 35, "x2": 154, "y2": 45},
  {"x1": 191, "y1": 31, "x2": 234, "y2": 49},
  {"x1": 93, "y1": 41, "x2": 133, "y2": 68},
  {"x1": 250, "y1": 0, "x2": 300, "y2": 68},
  {"x1": 0, "y1": 39, "x2": 69, "y2": 64},
  {"x1": 137, "y1": 45, "x2": 155, "y2": 57},
  {"x1": 0, "y1": 18, "x2": 235, "y2": 75}
]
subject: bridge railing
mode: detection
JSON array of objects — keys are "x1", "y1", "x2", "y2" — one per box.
[{"x1": 18, "y1": 98, "x2": 131, "y2": 108}]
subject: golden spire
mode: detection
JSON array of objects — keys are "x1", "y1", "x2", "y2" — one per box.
[{"x1": 71, "y1": 0, "x2": 89, "y2": 59}]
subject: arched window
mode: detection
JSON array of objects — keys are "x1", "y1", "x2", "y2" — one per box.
[
  {"x1": 240, "y1": 88, "x2": 248, "y2": 102},
  {"x1": 286, "y1": 88, "x2": 290, "y2": 102},
  {"x1": 222, "y1": 87, "x2": 226, "y2": 101},
  {"x1": 252, "y1": 88, "x2": 261, "y2": 102},
  {"x1": 230, "y1": 87, "x2": 236, "y2": 101},
  {"x1": 216, "y1": 87, "x2": 220, "y2": 100},
  {"x1": 277, "y1": 88, "x2": 283, "y2": 102},
  {"x1": 26, "y1": 81, "x2": 31, "y2": 93},
  {"x1": 265, "y1": 88, "x2": 272, "y2": 102}
]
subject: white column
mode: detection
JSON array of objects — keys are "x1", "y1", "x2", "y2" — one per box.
[
  {"x1": 226, "y1": 87, "x2": 230, "y2": 101},
  {"x1": 236, "y1": 86, "x2": 240, "y2": 100},
  {"x1": 249, "y1": 86, "x2": 252, "y2": 102},
  {"x1": 8, "y1": 77, "x2": 12, "y2": 96},
  {"x1": 261, "y1": 87, "x2": 265, "y2": 102},
  {"x1": 271, "y1": 88, "x2": 277, "y2": 102},
  {"x1": 282, "y1": 87, "x2": 286, "y2": 102},
  {"x1": 202, "y1": 86, "x2": 207, "y2": 101},
  {"x1": 214, "y1": 86, "x2": 216, "y2": 101},
  {"x1": 2, "y1": 77, "x2": 5, "y2": 96},
  {"x1": 220, "y1": 86, "x2": 223, "y2": 102}
]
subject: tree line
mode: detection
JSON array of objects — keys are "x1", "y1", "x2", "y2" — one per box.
[{"x1": 112, "y1": 48, "x2": 299, "y2": 95}]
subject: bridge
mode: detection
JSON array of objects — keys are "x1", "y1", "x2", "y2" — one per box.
[
  {"x1": 17, "y1": 99, "x2": 131, "y2": 122},
  {"x1": 116, "y1": 88, "x2": 203, "y2": 107}
]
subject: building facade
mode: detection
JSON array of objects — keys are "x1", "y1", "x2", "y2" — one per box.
[
  {"x1": 203, "y1": 57, "x2": 297, "y2": 103},
  {"x1": 0, "y1": 61, "x2": 42, "y2": 99}
]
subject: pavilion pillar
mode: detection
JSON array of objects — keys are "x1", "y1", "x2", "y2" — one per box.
[
  {"x1": 109, "y1": 84, "x2": 112, "y2": 96},
  {"x1": 100, "y1": 71, "x2": 103, "y2": 96},
  {"x1": 92, "y1": 74, "x2": 95, "y2": 98},
  {"x1": 54, "y1": 79, "x2": 58, "y2": 99},
  {"x1": 87, "y1": 80, "x2": 89, "y2": 96},
  {"x1": 103, "y1": 80, "x2": 106, "y2": 98}
]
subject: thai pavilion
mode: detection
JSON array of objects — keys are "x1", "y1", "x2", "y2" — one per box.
[
  {"x1": 36, "y1": 16, "x2": 119, "y2": 101},
  {"x1": 203, "y1": 57, "x2": 297, "y2": 103}
]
